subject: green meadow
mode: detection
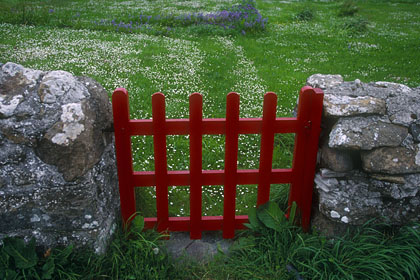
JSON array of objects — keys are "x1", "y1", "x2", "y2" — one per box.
[{"x1": 1, "y1": 0, "x2": 420, "y2": 279}]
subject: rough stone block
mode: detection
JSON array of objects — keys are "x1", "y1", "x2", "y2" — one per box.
[
  {"x1": 306, "y1": 74, "x2": 343, "y2": 89},
  {"x1": 0, "y1": 63, "x2": 119, "y2": 253},
  {"x1": 328, "y1": 116, "x2": 408, "y2": 150},
  {"x1": 323, "y1": 94, "x2": 386, "y2": 118},
  {"x1": 320, "y1": 142, "x2": 355, "y2": 172},
  {"x1": 409, "y1": 120, "x2": 420, "y2": 143},
  {"x1": 361, "y1": 146, "x2": 420, "y2": 174},
  {"x1": 386, "y1": 89, "x2": 420, "y2": 126},
  {"x1": 314, "y1": 171, "x2": 420, "y2": 226}
]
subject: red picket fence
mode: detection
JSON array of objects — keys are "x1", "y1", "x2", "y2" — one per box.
[{"x1": 112, "y1": 86, "x2": 324, "y2": 239}]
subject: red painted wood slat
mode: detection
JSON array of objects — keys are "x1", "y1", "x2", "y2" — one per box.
[
  {"x1": 112, "y1": 88, "x2": 136, "y2": 226},
  {"x1": 189, "y1": 93, "x2": 203, "y2": 239},
  {"x1": 143, "y1": 216, "x2": 249, "y2": 231},
  {"x1": 223, "y1": 92, "x2": 240, "y2": 239},
  {"x1": 257, "y1": 92, "x2": 277, "y2": 206},
  {"x1": 128, "y1": 118, "x2": 298, "y2": 135},
  {"x1": 289, "y1": 86, "x2": 324, "y2": 231},
  {"x1": 152, "y1": 93, "x2": 169, "y2": 232},
  {"x1": 132, "y1": 169, "x2": 293, "y2": 187}
]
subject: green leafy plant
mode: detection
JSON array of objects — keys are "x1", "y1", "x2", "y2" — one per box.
[
  {"x1": 1, "y1": 237, "x2": 39, "y2": 279},
  {"x1": 0, "y1": 237, "x2": 76, "y2": 280},
  {"x1": 245, "y1": 201, "x2": 298, "y2": 232},
  {"x1": 131, "y1": 214, "x2": 145, "y2": 233}
]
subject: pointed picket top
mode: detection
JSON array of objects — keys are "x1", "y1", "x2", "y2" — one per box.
[
  {"x1": 300, "y1": 85, "x2": 312, "y2": 95},
  {"x1": 263, "y1": 91, "x2": 277, "y2": 106},
  {"x1": 152, "y1": 92, "x2": 166, "y2": 122},
  {"x1": 226, "y1": 92, "x2": 240, "y2": 120},
  {"x1": 189, "y1": 92, "x2": 203, "y2": 102},
  {"x1": 226, "y1": 91, "x2": 240, "y2": 100},
  {"x1": 113, "y1": 87, "x2": 128, "y2": 96},
  {"x1": 152, "y1": 92, "x2": 165, "y2": 101},
  {"x1": 112, "y1": 88, "x2": 129, "y2": 106},
  {"x1": 300, "y1": 86, "x2": 324, "y2": 99}
]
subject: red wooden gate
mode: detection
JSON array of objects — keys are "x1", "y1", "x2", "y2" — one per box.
[{"x1": 112, "y1": 86, "x2": 323, "y2": 239}]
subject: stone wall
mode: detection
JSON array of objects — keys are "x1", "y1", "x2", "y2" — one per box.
[
  {"x1": 0, "y1": 62, "x2": 119, "y2": 253},
  {"x1": 308, "y1": 74, "x2": 420, "y2": 235}
]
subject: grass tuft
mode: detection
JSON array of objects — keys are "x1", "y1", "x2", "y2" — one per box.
[
  {"x1": 338, "y1": 0, "x2": 359, "y2": 17},
  {"x1": 295, "y1": 7, "x2": 315, "y2": 22}
]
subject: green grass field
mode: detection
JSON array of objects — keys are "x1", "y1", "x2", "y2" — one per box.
[{"x1": 1, "y1": 0, "x2": 420, "y2": 278}]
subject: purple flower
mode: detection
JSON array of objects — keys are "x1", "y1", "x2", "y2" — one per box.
[
  {"x1": 241, "y1": 30, "x2": 246, "y2": 35},
  {"x1": 49, "y1": 9, "x2": 54, "y2": 13}
]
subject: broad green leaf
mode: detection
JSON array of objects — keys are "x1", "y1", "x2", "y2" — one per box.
[
  {"x1": 3, "y1": 269, "x2": 19, "y2": 280},
  {"x1": 42, "y1": 258, "x2": 55, "y2": 279},
  {"x1": 243, "y1": 223, "x2": 253, "y2": 230},
  {"x1": 132, "y1": 215, "x2": 145, "y2": 233},
  {"x1": 3, "y1": 237, "x2": 38, "y2": 269},
  {"x1": 257, "y1": 201, "x2": 286, "y2": 232},
  {"x1": 1, "y1": 249, "x2": 11, "y2": 268},
  {"x1": 247, "y1": 207, "x2": 263, "y2": 230}
]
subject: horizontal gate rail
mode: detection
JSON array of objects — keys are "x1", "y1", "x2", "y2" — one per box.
[
  {"x1": 112, "y1": 86, "x2": 324, "y2": 239},
  {"x1": 126, "y1": 118, "x2": 298, "y2": 135}
]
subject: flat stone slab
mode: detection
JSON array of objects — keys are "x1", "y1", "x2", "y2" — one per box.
[
  {"x1": 0, "y1": 63, "x2": 118, "y2": 254},
  {"x1": 323, "y1": 94, "x2": 385, "y2": 117},
  {"x1": 315, "y1": 171, "x2": 420, "y2": 225},
  {"x1": 328, "y1": 116, "x2": 408, "y2": 150},
  {"x1": 306, "y1": 74, "x2": 343, "y2": 89},
  {"x1": 165, "y1": 231, "x2": 233, "y2": 263},
  {"x1": 362, "y1": 146, "x2": 420, "y2": 174},
  {"x1": 387, "y1": 90, "x2": 420, "y2": 126}
]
